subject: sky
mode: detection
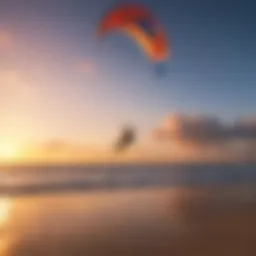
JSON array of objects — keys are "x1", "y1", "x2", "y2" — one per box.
[{"x1": 0, "y1": 0, "x2": 255, "y2": 164}]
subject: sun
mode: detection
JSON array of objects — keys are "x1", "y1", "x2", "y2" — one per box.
[{"x1": 0, "y1": 144, "x2": 19, "y2": 161}]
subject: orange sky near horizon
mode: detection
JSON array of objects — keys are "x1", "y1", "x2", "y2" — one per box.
[{"x1": 0, "y1": 1, "x2": 255, "y2": 166}]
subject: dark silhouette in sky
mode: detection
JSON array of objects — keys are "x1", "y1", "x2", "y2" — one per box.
[{"x1": 114, "y1": 125, "x2": 136, "y2": 152}]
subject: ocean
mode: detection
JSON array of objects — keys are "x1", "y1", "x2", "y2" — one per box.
[{"x1": 0, "y1": 164, "x2": 255, "y2": 196}]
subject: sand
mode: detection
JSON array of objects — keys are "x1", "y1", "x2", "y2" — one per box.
[{"x1": 0, "y1": 185, "x2": 255, "y2": 256}]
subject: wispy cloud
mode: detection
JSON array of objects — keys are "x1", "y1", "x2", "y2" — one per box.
[
  {"x1": 33, "y1": 139, "x2": 95, "y2": 155},
  {"x1": 23, "y1": 138, "x2": 149, "y2": 164},
  {"x1": 24, "y1": 139, "x2": 108, "y2": 164}
]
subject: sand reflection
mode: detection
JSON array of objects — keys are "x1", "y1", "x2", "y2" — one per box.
[
  {"x1": 1, "y1": 186, "x2": 256, "y2": 256},
  {"x1": 0, "y1": 197, "x2": 11, "y2": 227}
]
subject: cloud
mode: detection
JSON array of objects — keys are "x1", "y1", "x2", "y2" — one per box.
[
  {"x1": 24, "y1": 139, "x2": 110, "y2": 164},
  {"x1": 38, "y1": 139, "x2": 70, "y2": 153},
  {"x1": 0, "y1": 30, "x2": 13, "y2": 51},
  {"x1": 154, "y1": 114, "x2": 256, "y2": 143},
  {"x1": 33, "y1": 139, "x2": 95, "y2": 155},
  {"x1": 23, "y1": 138, "x2": 154, "y2": 164},
  {"x1": 153, "y1": 114, "x2": 256, "y2": 162},
  {"x1": 17, "y1": 115, "x2": 256, "y2": 164}
]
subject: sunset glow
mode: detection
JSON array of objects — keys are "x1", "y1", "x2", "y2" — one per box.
[
  {"x1": 0, "y1": 143, "x2": 20, "y2": 162},
  {"x1": 0, "y1": 0, "x2": 255, "y2": 165}
]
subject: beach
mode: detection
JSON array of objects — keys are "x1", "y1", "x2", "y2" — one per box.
[{"x1": 1, "y1": 184, "x2": 255, "y2": 256}]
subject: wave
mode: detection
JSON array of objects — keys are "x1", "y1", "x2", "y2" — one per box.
[{"x1": 0, "y1": 164, "x2": 255, "y2": 196}]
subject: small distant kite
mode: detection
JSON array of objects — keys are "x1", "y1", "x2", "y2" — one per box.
[
  {"x1": 114, "y1": 126, "x2": 136, "y2": 152},
  {"x1": 97, "y1": 3, "x2": 170, "y2": 74}
]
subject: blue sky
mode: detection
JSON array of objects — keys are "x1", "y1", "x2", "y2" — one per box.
[{"x1": 0, "y1": 0, "x2": 255, "y2": 162}]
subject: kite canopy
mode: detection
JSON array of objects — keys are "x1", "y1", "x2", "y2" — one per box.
[{"x1": 97, "y1": 3, "x2": 170, "y2": 64}]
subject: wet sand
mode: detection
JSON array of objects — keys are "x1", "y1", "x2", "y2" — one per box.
[{"x1": 0, "y1": 185, "x2": 256, "y2": 256}]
